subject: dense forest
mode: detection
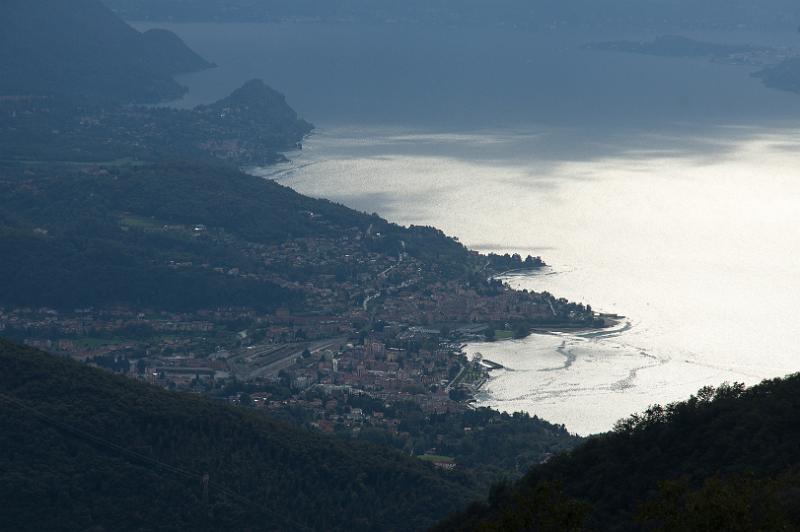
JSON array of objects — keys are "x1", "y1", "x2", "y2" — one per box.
[
  {"x1": 0, "y1": 0, "x2": 212, "y2": 102},
  {"x1": 437, "y1": 376, "x2": 800, "y2": 530},
  {"x1": 0, "y1": 339, "x2": 481, "y2": 531}
]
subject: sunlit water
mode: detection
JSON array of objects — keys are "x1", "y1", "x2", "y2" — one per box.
[
  {"x1": 146, "y1": 22, "x2": 800, "y2": 434},
  {"x1": 259, "y1": 125, "x2": 800, "y2": 434}
]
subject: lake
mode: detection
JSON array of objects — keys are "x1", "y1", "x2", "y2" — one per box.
[{"x1": 139, "y1": 21, "x2": 800, "y2": 434}]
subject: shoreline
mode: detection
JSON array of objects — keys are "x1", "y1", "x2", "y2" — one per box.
[
  {"x1": 527, "y1": 313, "x2": 625, "y2": 334},
  {"x1": 457, "y1": 312, "x2": 628, "y2": 404}
]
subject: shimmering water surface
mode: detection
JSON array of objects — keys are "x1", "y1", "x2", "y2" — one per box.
[{"x1": 148, "y1": 22, "x2": 800, "y2": 434}]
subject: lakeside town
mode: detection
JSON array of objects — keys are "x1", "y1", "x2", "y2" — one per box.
[
  {"x1": 3, "y1": 298, "x2": 595, "y2": 470},
  {"x1": 0, "y1": 181, "x2": 609, "y2": 448},
  {"x1": 0, "y1": 52, "x2": 605, "y2": 470},
  {"x1": 1, "y1": 86, "x2": 606, "y2": 467},
  {"x1": 1, "y1": 240, "x2": 613, "y2": 459}
]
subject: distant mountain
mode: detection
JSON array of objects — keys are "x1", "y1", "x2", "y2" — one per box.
[
  {"x1": 755, "y1": 57, "x2": 800, "y2": 93},
  {"x1": 0, "y1": 339, "x2": 477, "y2": 531},
  {"x1": 436, "y1": 377, "x2": 800, "y2": 530},
  {"x1": 586, "y1": 35, "x2": 800, "y2": 95},
  {"x1": 104, "y1": 0, "x2": 800, "y2": 31},
  {"x1": 0, "y1": 0, "x2": 212, "y2": 102},
  {"x1": 583, "y1": 35, "x2": 767, "y2": 58},
  {"x1": 0, "y1": 80, "x2": 312, "y2": 165},
  {"x1": 198, "y1": 79, "x2": 313, "y2": 141}
]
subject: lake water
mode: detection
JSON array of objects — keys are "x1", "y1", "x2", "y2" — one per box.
[{"x1": 141, "y1": 21, "x2": 800, "y2": 434}]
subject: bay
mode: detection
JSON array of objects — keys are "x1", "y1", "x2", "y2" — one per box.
[{"x1": 142, "y1": 21, "x2": 800, "y2": 434}]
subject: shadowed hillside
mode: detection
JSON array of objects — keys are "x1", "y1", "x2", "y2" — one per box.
[
  {"x1": 0, "y1": 161, "x2": 484, "y2": 311},
  {"x1": 436, "y1": 376, "x2": 800, "y2": 530},
  {"x1": 0, "y1": 0, "x2": 212, "y2": 102},
  {"x1": 0, "y1": 338, "x2": 478, "y2": 531}
]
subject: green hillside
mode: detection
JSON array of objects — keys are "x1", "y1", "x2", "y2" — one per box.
[
  {"x1": 0, "y1": 160, "x2": 479, "y2": 312},
  {"x1": 0, "y1": 338, "x2": 478, "y2": 531},
  {"x1": 437, "y1": 376, "x2": 800, "y2": 531}
]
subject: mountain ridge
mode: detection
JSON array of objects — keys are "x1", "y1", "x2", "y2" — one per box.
[{"x1": 0, "y1": 0, "x2": 212, "y2": 102}]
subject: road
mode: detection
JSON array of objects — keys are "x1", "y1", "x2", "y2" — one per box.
[{"x1": 228, "y1": 337, "x2": 346, "y2": 381}]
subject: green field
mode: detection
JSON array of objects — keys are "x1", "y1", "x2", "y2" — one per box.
[{"x1": 493, "y1": 330, "x2": 514, "y2": 340}]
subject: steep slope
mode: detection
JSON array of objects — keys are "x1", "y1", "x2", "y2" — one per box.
[
  {"x1": 0, "y1": 338, "x2": 477, "y2": 531},
  {"x1": 0, "y1": 0, "x2": 212, "y2": 102},
  {"x1": 437, "y1": 377, "x2": 800, "y2": 530},
  {"x1": 194, "y1": 79, "x2": 314, "y2": 153},
  {"x1": 140, "y1": 28, "x2": 215, "y2": 74}
]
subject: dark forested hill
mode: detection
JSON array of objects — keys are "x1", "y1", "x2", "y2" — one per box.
[
  {"x1": 436, "y1": 377, "x2": 800, "y2": 531},
  {"x1": 0, "y1": 79, "x2": 313, "y2": 165},
  {"x1": 0, "y1": 161, "x2": 478, "y2": 311},
  {"x1": 0, "y1": 0, "x2": 212, "y2": 102},
  {"x1": 0, "y1": 339, "x2": 477, "y2": 531}
]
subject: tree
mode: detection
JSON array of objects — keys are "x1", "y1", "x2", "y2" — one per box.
[{"x1": 513, "y1": 323, "x2": 530, "y2": 339}]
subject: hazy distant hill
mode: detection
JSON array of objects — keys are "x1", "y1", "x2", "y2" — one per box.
[
  {"x1": 0, "y1": 161, "x2": 365, "y2": 311},
  {"x1": 755, "y1": 57, "x2": 800, "y2": 94},
  {"x1": 0, "y1": 0, "x2": 212, "y2": 102},
  {"x1": 436, "y1": 376, "x2": 800, "y2": 530},
  {"x1": 0, "y1": 339, "x2": 477, "y2": 531},
  {"x1": 104, "y1": 0, "x2": 800, "y2": 31},
  {"x1": 0, "y1": 79, "x2": 313, "y2": 165},
  {"x1": 584, "y1": 35, "x2": 767, "y2": 58},
  {"x1": 197, "y1": 79, "x2": 313, "y2": 143}
]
